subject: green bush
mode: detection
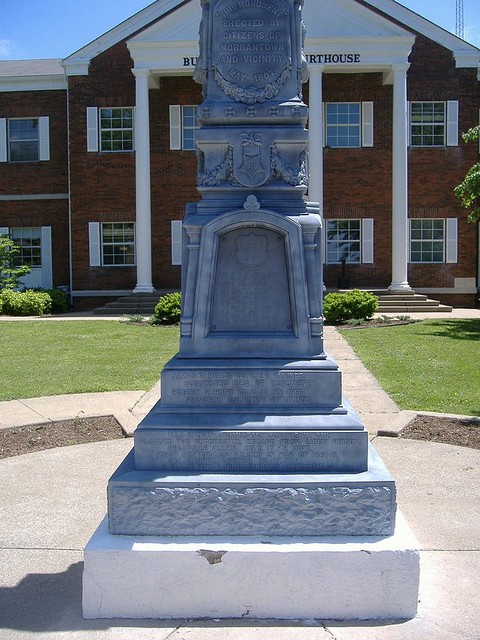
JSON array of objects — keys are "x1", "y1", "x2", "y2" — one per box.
[
  {"x1": 323, "y1": 289, "x2": 378, "y2": 324},
  {"x1": 152, "y1": 292, "x2": 181, "y2": 324},
  {"x1": 0, "y1": 289, "x2": 52, "y2": 316},
  {"x1": 41, "y1": 288, "x2": 69, "y2": 314}
]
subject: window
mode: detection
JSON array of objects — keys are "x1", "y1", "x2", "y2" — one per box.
[
  {"x1": 326, "y1": 220, "x2": 361, "y2": 263},
  {"x1": 410, "y1": 102, "x2": 446, "y2": 147},
  {"x1": 410, "y1": 219, "x2": 445, "y2": 262},
  {"x1": 169, "y1": 105, "x2": 199, "y2": 150},
  {"x1": 10, "y1": 227, "x2": 42, "y2": 267},
  {"x1": 410, "y1": 218, "x2": 458, "y2": 264},
  {"x1": 86, "y1": 107, "x2": 134, "y2": 152},
  {"x1": 325, "y1": 219, "x2": 374, "y2": 264},
  {"x1": 325, "y1": 103, "x2": 361, "y2": 148},
  {"x1": 101, "y1": 223, "x2": 135, "y2": 266},
  {"x1": 99, "y1": 108, "x2": 134, "y2": 152},
  {"x1": 0, "y1": 117, "x2": 50, "y2": 163},
  {"x1": 9, "y1": 119, "x2": 39, "y2": 161}
]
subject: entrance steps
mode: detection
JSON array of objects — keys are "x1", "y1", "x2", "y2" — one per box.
[
  {"x1": 93, "y1": 291, "x2": 176, "y2": 316},
  {"x1": 374, "y1": 291, "x2": 452, "y2": 314}
]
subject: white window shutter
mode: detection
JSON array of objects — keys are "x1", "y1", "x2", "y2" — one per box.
[
  {"x1": 0, "y1": 118, "x2": 7, "y2": 162},
  {"x1": 361, "y1": 102, "x2": 374, "y2": 147},
  {"x1": 86, "y1": 107, "x2": 99, "y2": 152},
  {"x1": 446, "y1": 101, "x2": 459, "y2": 147},
  {"x1": 169, "y1": 105, "x2": 182, "y2": 150},
  {"x1": 407, "y1": 102, "x2": 412, "y2": 147},
  {"x1": 0, "y1": 227, "x2": 9, "y2": 236},
  {"x1": 362, "y1": 219, "x2": 374, "y2": 263},
  {"x1": 88, "y1": 222, "x2": 101, "y2": 266},
  {"x1": 38, "y1": 116, "x2": 50, "y2": 161},
  {"x1": 446, "y1": 218, "x2": 458, "y2": 263},
  {"x1": 322, "y1": 103, "x2": 326, "y2": 148},
  {"x1": 171, "y1": 220, "x2": 183, "y2": 265},
  {"x1": 41, "y1": 226, "x2": 53, "y2": 288}
]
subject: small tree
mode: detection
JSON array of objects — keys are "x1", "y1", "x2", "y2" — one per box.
[
  {"x1": 0, "y1": 234, "x2": 31, "y2": 290},
  {"x1": 454, "y1": 125, "x2": 480, "y2": 223}
]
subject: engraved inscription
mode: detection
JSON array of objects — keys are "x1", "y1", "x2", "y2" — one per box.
[
  {"x1": 135, "y1": 430, "x2": 368, "y2": 473},
  {"x1": 165, "y1": 370, "x2": 320, "y2": 406},
  {"x1": 213, "y1": 0, "x2": 292, "y2": 102}
]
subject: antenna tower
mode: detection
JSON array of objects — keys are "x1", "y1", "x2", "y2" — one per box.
[{"x1": 456, "y1": 0, "x2": 464, "y2": 39}]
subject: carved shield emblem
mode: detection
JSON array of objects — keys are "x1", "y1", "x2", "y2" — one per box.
[
  {"x1": 235, "y1": 232, "x2": 269, "y2": 268},
  {"x1": 233, "y1": 133, "x2": 270, "y2": 187}
]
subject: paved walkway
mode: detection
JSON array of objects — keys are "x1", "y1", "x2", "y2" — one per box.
[{"x1": 0, "y1": 309, "x2": 479, "y2": 639}]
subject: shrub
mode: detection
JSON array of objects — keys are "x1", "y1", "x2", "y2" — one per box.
[
  {"x1": 152, "y1": 292, "x2": 181, "y2": 324},
  {"x1": 0, "y1": 289, "x2": 52, "y2": 316},
  {"x1": 323, "y1": 289, "x2": 378, "y2": 324},
  {"x1": 42, "y1": 288, "x2": 69, "y2": 314},
  {"x1": 0, "y1": 234, "x2": 31, "y2": 290}
]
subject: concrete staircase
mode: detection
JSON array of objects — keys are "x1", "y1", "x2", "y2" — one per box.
[
  {"x1": 93, "y1": 291, "x2": 177, "y2": 316},
  {"x1": 375, "y1": 292, "x2": 452, "y2": 314}
]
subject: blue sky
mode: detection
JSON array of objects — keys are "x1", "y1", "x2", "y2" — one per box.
[{"x1": 1, "y1": 0, "x2": 479, "y2": 60}]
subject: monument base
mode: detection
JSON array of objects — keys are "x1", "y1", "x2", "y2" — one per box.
[
  {"x1": 83, "y1": 513, "x2": 419, "y2": 620},
  {"x1": 108, "y1": 443, "x2": 396, "y2": 537}
]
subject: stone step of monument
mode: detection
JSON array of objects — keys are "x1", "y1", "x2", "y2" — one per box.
[{"x1": 108, "y1": 444, "x2": 396, "y2": 537}]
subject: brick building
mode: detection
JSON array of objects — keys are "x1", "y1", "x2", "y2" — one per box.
[{"x1": 0, "y1": 0, "x2": 479, "y2": 309}]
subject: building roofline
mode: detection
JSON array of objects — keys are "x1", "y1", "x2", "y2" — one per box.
[
  {"x1": 363, "y1": 0, "x2": 480, "y2": 67},
  {"x1": 62, "y1": 0, "x2": 191, "y2": 75},
  {"x1": 0, "y1": 58, "x2": 66, "y2": 91}
]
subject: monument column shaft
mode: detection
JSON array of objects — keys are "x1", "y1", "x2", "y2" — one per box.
[
  {"x1": 390, "y1": 64, "x2": 412, "y2": 292},
  {"x1": 307, "y1": 65, "x2": 324, "y2": 206},
  {"x1": 133, "y1": 68, "x2": 154, "y2": 293}
]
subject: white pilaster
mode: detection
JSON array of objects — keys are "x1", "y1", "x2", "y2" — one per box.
[
  {"x1": 390, "y1": 64, "x2": 412, "y2": 292},
  {"x1": 307, "y1": 65, "x2": 324, "y2": 207},
  {"x1": 133, "y1": 68, "x2": 154, "y2": 293}
]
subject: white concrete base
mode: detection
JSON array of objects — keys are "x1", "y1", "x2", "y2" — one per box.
[{"x1": 83, "y1": 512, "x2": 419, "y2": 621}]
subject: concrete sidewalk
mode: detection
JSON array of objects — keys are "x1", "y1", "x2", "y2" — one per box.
[{"x1": 0, "y1": 311, "x2": 479, "y2": 639}]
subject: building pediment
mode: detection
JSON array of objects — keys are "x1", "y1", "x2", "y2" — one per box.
[{"x1": 62, "y1": 0, "x2": 480, "y2": 77}]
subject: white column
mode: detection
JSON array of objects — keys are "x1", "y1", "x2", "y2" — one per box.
[
  {"x1": 307, "y1": 65, "x2": 324, "y2": 207},
  {"x1": 389, "y1": 64, "x2": 412, "y2": 292},
  {"x1": 133, "y1": 68, "x2": 154, "y2": 293}
]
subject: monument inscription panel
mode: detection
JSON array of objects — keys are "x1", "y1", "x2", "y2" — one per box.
[
  {"x1": 161, "y1": 368, "x2": 342, "y2": 409},
  {"x1": 213, "y1": 0, "x2": 291, "y2": 102},
  {"x1": 135, "y1": 429, "x2": 368, "y2": 472}
]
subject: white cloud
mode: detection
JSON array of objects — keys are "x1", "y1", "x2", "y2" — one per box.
[{"x1": 0, "y1": 39, "x2": 15, "y2": 59}]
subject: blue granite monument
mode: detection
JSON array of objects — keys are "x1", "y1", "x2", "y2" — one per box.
[
  {"x1": 107, "y1": 0, "x2": 395, "y2": 538},
  {"x1": 83, "y1": 0, "x2": 419, "y2": 620}
]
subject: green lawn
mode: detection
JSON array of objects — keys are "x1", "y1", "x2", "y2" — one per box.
[
  {"x1": 340, "y1": 319, "x2": 480, "y2": 417},
  {"x1": 0, "y1": 321, "x2": 180, "y2": 401}
]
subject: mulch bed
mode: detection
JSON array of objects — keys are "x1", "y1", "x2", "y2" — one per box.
[
  {"x1": 0, "y1": 413, "x2": 478, "y2": 459},
  {"x1": 399, "y1": 414, "x2": 480, "y2": 450},
  {"x1": 0, "y1": 415, "x2": 125, "y2": 459}
]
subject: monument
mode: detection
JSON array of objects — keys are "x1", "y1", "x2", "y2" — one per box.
[{"x1": 83, "y1": 0, "x2": 419, "y2": 620}]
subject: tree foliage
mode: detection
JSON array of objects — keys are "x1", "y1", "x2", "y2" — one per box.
[
  {"x1": 454, "y1": 125, "x2": 480, "y2": 223},
  {"x1": 0, "y1": 234, "x2": 31, "y2": 290}
]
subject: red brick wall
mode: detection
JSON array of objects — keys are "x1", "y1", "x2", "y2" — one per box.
[
  {"x1": 68, "y1": 44, "x2": 202, "y2": 293},
  {"x1": 68, "y1": 42, "x2": 137, "y2": 292},
  {"x1": 0, "y1": 199, "x2": 70, "y2": 287},
  {"x1": 0, "y1": 89, "x2": 68, "y2": 195},
  {"x1": 307, "y1": 37, "x2": 480, "y2": 294},
  {"x1": 0, "y1": 89, "x2": 70, "y2": 288}
]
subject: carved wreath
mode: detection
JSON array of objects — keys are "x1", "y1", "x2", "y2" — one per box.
[{"x1": 213, "y1": 62, "x2": 292, "y2": 104}]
